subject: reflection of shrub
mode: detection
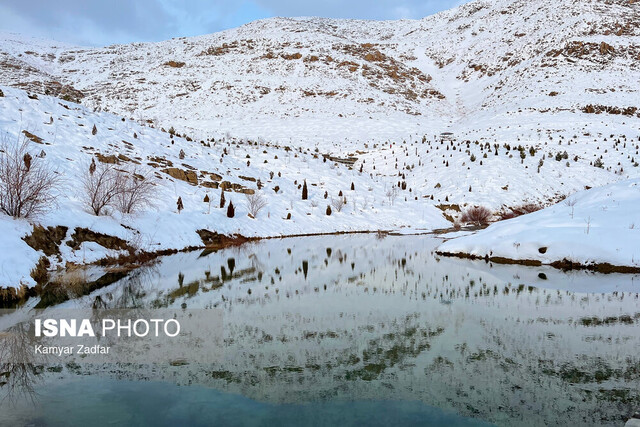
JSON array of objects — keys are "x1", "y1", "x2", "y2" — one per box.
[
  {"x1": 49, "y1": 269, "x2": 89, "y2": 298},
  {"x1": 461, "y1": 206, "x2": 491, "y2": 226}
]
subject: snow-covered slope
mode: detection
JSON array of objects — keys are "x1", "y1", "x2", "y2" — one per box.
[
  {"x1": 0, "y1": 86, "x2": 449, "y2": 289},
  {"x1": 0, "y1": 0, "x2": 638, "y2": 144},
  {"x1": 437, "y1": 178, "x2": 640, "y2": 268},
  {"x1": 1, "y1": 0, "x2": 640, "y2": 289},
  {"x1": 1, "y1": 0, "x2": 638, "y2": 209}
]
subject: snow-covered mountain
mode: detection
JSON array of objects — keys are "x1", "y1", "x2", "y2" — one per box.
[
  {"x1": 0, "y1": 0, "x2": 638, "y2": 144},
  {"x1": 1, "y1": 0, "x2": 640, "y2": 291}
]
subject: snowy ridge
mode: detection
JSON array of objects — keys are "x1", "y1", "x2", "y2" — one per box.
[{"x1": 0, "y1": 0, "x2": 638, "y2": 144}]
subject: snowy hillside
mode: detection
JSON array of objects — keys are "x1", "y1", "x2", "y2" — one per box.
[
  {"x1": 0, "y1": 0, "x2": 639, "y2": 291},
  {"x1": 0, "y1": 86, "x2": 449, "y2": 289},
  {"x1": 437, "y1": 178, "x2": 640, "y2": 269},
  {"x1": 0, "y1": 0, "x2": 638, "y2": 144}
]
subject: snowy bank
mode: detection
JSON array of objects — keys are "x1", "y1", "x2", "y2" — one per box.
[{"x1": 437, "y1": 179, "x2": 640, "y2": 270}]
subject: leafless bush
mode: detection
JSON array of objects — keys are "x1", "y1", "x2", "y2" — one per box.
[
  {"x1": 84, "y1": 161, "x2": 157, "y2": 215},
  {"x1": 0, "y1": 136, "x2": 60, "y2": 218},
  {"x1": 564, "y1": 197, "x2": 577, "y2": 218},
  {"x1": 83, "y1": 161, "x2": 123, "y2": 215},
  {"x1": 461, "y1": 206, "x2": 492, "y2": 226},
  {"x1": 499, "y1": 202, "x2": 543, "y2": 221},
  {"x1": 115, "y1": 167, "x2": 157, "y2": 214},
  {"x1": 331, "y1": 196, "x2": 346, "y2": 212},
  {"x1": 245, "y1": 192, "x2": 267, "y2": 218},
  {"x1": 386, "y1": 187, "x2": 399, "y2": 205}
]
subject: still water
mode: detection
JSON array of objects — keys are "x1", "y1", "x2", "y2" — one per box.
[{"x1": 1, "y1": 234, "x2": 639, "y2": 426}]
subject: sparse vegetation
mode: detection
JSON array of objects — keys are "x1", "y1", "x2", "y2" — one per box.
[
  {"x1": 115, "y1": 167, "x2": 157, "y2": 214},
  {"x1": 461, "y1": 206, "x2": 492, "y2": 226},
  {"x1": 245, "y1": 192, "x2": 267, "y2": 218},
  {"x1": 83, "y1": 161, "x2": 153, "y2": 215},
  {"x1": 227, "y1": 200, "x2": 235, "y2": 218},
  {"x1": 331, "y1": 196, "x2": 346, "y2": 212},
  {"x1": 0, "y1": 136, "x2": 60, "y2": 218}
]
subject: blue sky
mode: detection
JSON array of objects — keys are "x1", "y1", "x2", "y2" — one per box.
[{"x1": 0, "y1": 0, "x2": 469, "y2": 46}]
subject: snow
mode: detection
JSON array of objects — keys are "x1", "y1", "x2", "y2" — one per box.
[
  {"x1": 438, "y1": 179, "x2": 640, "y2": 268},
  {"x1": 0, "y1": 215, "x2": 40, "y2": 287}
]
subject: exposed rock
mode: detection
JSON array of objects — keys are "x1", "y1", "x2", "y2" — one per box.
[
  {"x1": 162, "y1": 167, "x2": 199, "y2": 185},
  {"x1": 201, "y1": 181, "x2": 219, "y2": 189},
  {"x1": 164, "y1": 60, "x2": 186, "y2": 68},
  {"x1": 96, "y1": 153, "x2": 119, "y2": 164},
  {"x1": 23, "y1": 225, "x2": 68, "y2": 256},
  {"x1": 66, "y1": 227, "x2": 133, "y2": 253},
  {"x1": 21, "y1": 130, "x2": 44, "y2": 144}
]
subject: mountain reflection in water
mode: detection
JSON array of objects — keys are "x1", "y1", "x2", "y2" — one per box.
[{"x1": 1, "y1": 234, "x2": 639, "y2": 426}]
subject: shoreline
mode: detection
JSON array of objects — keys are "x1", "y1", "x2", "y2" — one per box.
[
  {"x1": 0, "y1": 229, "x2": 392, "y2": 308},
  {"x1": 436, "y1": 250, "x2": 640, "y2": 274},
  {"x1": 4, "y1": 227, "x2": 640, "y2": 309}
]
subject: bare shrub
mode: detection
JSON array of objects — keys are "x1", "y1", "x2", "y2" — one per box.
[
  {"x1": 498, "y1": 211, "x2": 517, "y2": 221},
  {"x1": 331, "y1": 196, "x2": 346, "y2": 212},
  {"x1": 115, "y1": 167, "x2": 157, "y2": 214},
  {"x1": 0, "y1": 136, "x2": 60, "y2": 218},
  {"x1": 461, "y1": 206, "x2": 492, "y2": 226},
  {"x1": 564, "y1": 197, "x2": 577, "y2": 219},
  {"x1": 84, "y1": 160, "x2": 157, "y2": 215},
  {"x1": 245, "y1": 192, "x2": 267, "y2": 218},
  {"x1": 83, "y1": 161, "x2": 123, "y2": 216},
  {"x1": 386, "y1": 187, "x2": 399, "y2": 205}
]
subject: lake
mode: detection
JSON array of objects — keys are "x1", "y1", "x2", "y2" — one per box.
[{"x1": 1, "y1": 234, "x2": 639, "y2": 426}]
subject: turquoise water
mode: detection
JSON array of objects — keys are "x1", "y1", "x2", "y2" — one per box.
[{"x1": 4, "y1": 378, "x2": 493, "y2": 426}]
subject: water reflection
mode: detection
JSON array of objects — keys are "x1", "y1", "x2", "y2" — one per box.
[{"x1": 1, "y1": 234, "x2": 639, "y2": 426}]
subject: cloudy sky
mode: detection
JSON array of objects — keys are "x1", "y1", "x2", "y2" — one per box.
[{"x1": 0, "y1": 0, "x2": 469, "y2": 46}]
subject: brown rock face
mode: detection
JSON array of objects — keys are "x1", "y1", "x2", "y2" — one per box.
[
  {"x1": 162, "y1": 168, "x2": 199, "y2": 185},
  {"x1": 96, "y1": 153, "x2": 119, "y2": 164}
]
